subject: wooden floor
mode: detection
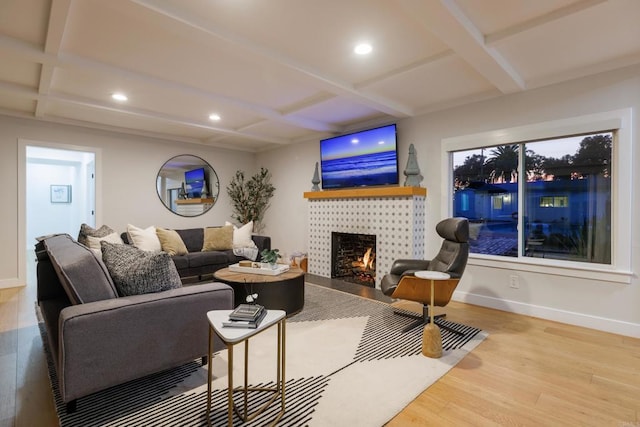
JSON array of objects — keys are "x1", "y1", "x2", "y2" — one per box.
[
  {"x1": 0, "y1": 284, "x2": 57, "y2": 426},
  {"x1": 1, "y1": 273, "x2": 639, "y2": 426}
]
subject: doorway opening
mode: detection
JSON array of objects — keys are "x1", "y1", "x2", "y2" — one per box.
[{"x1": 24, "y1": 145, "x2": 96, "y2": 286}]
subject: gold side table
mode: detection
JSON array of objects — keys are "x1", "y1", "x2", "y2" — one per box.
[
  {"x1": 414, "y1": 271, "x2": 450, "y2": 358},
  {"x1": 206, "y1": 309, "x2": 286, "y2": 426}
]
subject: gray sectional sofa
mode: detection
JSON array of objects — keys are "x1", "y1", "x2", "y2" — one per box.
[
  {"x1": 35, "y1": 234, "x2": 234, "y2": 412},
  {"x1": 121, "y1": 227, "x2": 271, "y2": 281}
]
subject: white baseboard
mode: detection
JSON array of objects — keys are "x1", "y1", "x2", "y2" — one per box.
[
  {"x1": 0, "y1": 278, "x2": 26, "y2": 289},
  {"x1": 453, "y1": 290, "x2": 640, "y2": 339}
]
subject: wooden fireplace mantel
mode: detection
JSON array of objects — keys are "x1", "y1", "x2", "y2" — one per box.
[{"x1": 303, "y1": 186, "x2": 426, "y2": 199}]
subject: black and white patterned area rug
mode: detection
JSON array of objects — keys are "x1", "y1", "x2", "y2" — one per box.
[{"x1": 41, "y1": 283, "x2": 486, "y2": 426}]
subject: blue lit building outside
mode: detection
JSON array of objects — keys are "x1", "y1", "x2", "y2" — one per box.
[{"x1": 453, "y1": 177, "x2": 611, "y2": 263}]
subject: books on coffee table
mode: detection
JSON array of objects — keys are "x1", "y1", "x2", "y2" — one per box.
[{"x1": 223, "y1": 304, "x2": 267, "y2": 329}]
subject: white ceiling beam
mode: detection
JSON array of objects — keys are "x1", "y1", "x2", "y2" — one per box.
[
  {"x1": 36, "y1": 0, "x2": 73, "y2": 117},
  {"x1": 60, "y1": 51, "x2": 340, "y2": 133},
  {"x1": 485, "y1": 0, "x2": 607, "y2": 45},
  {"x1": 278, "y1": 93, "x2": 336, "y2": 116},
  {"x1": 48, "y1": 90, "x2": 292, "y2": 145},
  {"x1": 0, "y1": 106, "x2": 208, "y2": 145},
  {"x1": 0, "y1": 33, "x2": 339, "y2": 134},
  {"x1": 397, "y1": 0, "x2": 525, "y2": 94},
  {"x1": 201, "y1": 134, "x2": 271, "y2": 152},
  {"x1": 355, "y1": 50, "x2": 455, "y2": 90},
  {"x1": 44, "y1": 0, "x2": 72, "y2": 54},
  {"x1": 527, "y1": 51, "x2": 640, "y2": 91},
  {"x1": 0, "y1": 81, "x2": 35, "y2": 97},
  {"x1": 130, "y1": 0, "x2": 414, "y2": 117},
  {"x1": 0, "y1": 79, "x2": 290, "y2": 145},
  {"x1": 414, "y1": 88, "x2": 502, "y2": 116},
  {"x1": 0, "y1": 35, "x2": 54, "y2": 63},
  {"x1": 35, "y1": 66, "x2": 54, "y2": 117}
]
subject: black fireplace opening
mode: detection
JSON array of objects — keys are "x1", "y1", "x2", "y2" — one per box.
[{"x1": 331, "y1": 232, "x2": 376, "y2": 287}]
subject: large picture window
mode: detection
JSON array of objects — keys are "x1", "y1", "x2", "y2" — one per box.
[{"x1": 452, "y1": 132, "x2": 612, "y2": 264}]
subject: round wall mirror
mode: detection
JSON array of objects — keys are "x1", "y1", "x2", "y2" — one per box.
[{"x1": 156, "y1": 155, "x2": 219, "y2": 217}]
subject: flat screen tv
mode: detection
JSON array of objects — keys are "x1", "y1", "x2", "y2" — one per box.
[
  {"x1": 320, "y1": 123, "x2": 398, "y2": 189},
  {"x1": 185, "y1": 167, "x2": 206, "y2": 198}
]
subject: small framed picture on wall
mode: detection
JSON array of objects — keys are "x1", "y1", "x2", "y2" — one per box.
[{"x1": 50, "y1": 185, "x2": 72, "y2": 203}]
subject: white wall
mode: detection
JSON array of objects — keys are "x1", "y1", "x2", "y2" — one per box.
[
  {"x1": 257, "y1": 141, "x2": 320, "y2": 261},
  {"x1": 26, "y1": 160, "x2": 84, "y2": 242},
  {"x1": 258, "y1": 64, "x2": 640, "y2": 338},
  {"x1": 1, "y1": 115, "x2": 255, "y2": 287}
]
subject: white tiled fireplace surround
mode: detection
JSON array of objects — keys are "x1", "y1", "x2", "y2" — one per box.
[{"x1": 304, "y1": 187, "x2": 426, "y2": 289}]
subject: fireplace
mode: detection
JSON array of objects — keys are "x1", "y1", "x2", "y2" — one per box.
[
  {"x1": 331, "y1": 232, "x2": 376, "y2": 287},
  {"x1": 304, "y1": 187, "x2": 426, "y2": 289}
]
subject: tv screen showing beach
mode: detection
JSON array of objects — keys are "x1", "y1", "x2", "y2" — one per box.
[
  {"x1": 320, "y1": 124, "x2": 398, "y2": 189},
  {"x1": 185, "y1": 167, "x2": 205, "y2": 197}
]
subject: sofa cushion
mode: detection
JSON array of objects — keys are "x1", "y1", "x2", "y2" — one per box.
[
  {"x1": 202, "y1": 225, "x2": 233, "y2": 251},
  {"x1": 225, "y1": 221, "x2": 257, "y2": 249},
  {"x1": 101, "y1": 241, "x2": 182, "y2": 296},
  {"x1": 170, "y1": 254, "x2": 189, "y2": 271},
  {"x1": 187, "y1": 250, "x2": 233, "y2": 268},
  {"x1": 176, "y1": 228, "x2": 204, "y2": 253},
  {"x1": 77, "y1": 224, "x2": 117, "y2": 247},
  {"x1": 43, "y1": 234, "x2": 118, "y2": 304},
  {"x1": 85, "y1": 231, "x2": 124, "y2": 252},
  {"x1": 127, "y1": 224, "x2": 162, "y2": 252},
  {"x1": 156, "y1": 228, "x2": 188, "y2": 256}
]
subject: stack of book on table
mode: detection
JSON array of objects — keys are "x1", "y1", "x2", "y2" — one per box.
[{"x1": 223, "y1": 304, "x2": 267, "y2": 329}]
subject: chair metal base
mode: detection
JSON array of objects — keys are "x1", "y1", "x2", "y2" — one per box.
[{"x1": 393, "y1": 305, "x2": 464, "y2": 335}]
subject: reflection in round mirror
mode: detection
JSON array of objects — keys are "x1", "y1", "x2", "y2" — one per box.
[{"x1": 156, "y1": 155, "x2": 219, "y2": 217}]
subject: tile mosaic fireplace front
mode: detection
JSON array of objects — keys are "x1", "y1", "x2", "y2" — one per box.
[{"x1": 305, "y1": 188, "x2": 426, "y2": 289}]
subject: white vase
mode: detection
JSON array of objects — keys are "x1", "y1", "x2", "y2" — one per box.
[{"x1": 200, "y1": 179, "x2": 209, "y2": 198}]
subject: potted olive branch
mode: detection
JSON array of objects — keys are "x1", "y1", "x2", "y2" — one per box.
[{"x1": 226, "y1": 167, "x2": 275, "y2": 234}]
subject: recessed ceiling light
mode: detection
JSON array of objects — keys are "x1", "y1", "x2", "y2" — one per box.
[
  {"x1": 354, "y1": 43, "x2": 372, "y2": 55},
  {"x1": 111, "y1": 93, "x2": 128, "y2": 101},
  {"x1": 208, "y1": 113, "x2": 221, "y2": 121}
]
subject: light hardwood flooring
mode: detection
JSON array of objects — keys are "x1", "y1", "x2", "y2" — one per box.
[
  {"x1": 1, "y1": 272, "x2": 639, "y2": 426},
  {"x1": 387, "y1": 300, "x2": 640, "y2": 426},
  {"x1": 0, "y1": 282, "x2": 57, "y2": 426}
]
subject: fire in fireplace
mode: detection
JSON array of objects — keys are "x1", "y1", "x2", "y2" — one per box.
[{"x1": 331, "y1": 232, "x2": 376, "y2": 287}]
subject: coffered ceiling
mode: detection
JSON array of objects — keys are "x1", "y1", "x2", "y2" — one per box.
[{"x1": 1, "y1": 0, "x2": 639, "y2": 152}]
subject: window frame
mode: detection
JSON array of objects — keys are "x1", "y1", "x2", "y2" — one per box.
[{"x1": 441, "y1": 109, "x2": 632, "y2": 284}]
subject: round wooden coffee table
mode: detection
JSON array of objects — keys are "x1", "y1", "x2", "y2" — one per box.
[{"x1": 213, "y1": 266, "x2": 305, "y2": 316}]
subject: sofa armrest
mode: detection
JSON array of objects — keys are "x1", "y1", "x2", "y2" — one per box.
[{"x1": 57, "y1": 282, "x2": 233, "y2": 402}]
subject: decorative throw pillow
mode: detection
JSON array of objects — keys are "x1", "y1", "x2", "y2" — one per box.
[
  {"x1": 85, "y1": 231, "x2": 124, "y2": 251},
  {"x1": 127, "y1": 224, "x2": 162, "y2": 252},
  {"x1": 101, "y1": 241, "x2": 182, "y2": 296},
  {"x1": 156, "y1": 227, "x2": 188, "y2": 256},
  {"x1": 225, "y1": 221, "x2": 257, "y2": 249},
  {"x1": 78, "y1": 224, "x2": 116, "y2": 247},
  {"x1": 202, "y1": 225, "x2": 233, "y2": 251}
]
